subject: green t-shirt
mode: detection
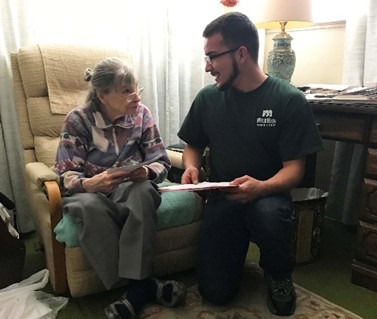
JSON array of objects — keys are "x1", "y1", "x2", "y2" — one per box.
[{"x1": 178, "y1": 76, "x2": 323, "y2": 182}]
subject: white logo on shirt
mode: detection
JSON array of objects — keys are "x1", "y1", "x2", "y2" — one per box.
[
  {"x1": 257, "y1": 109, "x2": 276, "y2": 127},
  {"x1": 262, "y1": 109, "x2": 273, "y2": 117}
]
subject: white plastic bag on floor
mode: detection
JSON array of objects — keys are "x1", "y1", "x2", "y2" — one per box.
[{"x1": 0, "y1": 269, "x2": 68, "y2": 319}]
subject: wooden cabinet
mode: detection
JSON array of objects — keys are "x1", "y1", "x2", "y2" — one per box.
[
  {"x1": 311, "y1": 101, "x2": 377, "y2": 292},
  {"x1": 361, "y1": 178, "x2": 377, "y2": 223},
  {"x1": 315, "y1": 112, "x2": 368, "y2": 143},
  {"x1": 369, "y1": 120, "x2": 377, "y2": 146},
  {"x1": 352, "y1": 221, "x2": 377, "y2": 291}
]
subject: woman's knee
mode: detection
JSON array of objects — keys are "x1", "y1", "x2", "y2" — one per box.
[
  {"x1": 63, "y1": 193, "x2": 105, "y2": 210},
  {"x1": 128, "y1": 181, "x2": 161, "y2": 206}
]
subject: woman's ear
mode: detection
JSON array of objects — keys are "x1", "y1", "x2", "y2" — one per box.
[{"x1": 96, "y1": 90, "x2": 106, "y2": 104}]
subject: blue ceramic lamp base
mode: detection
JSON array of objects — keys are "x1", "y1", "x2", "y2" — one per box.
[{"x1": 267, "y1": 30, "x2": 296, "y2": 83}]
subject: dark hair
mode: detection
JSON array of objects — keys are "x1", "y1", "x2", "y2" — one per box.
[
  {"x1": 203, "y1": 12, "x2": 259, "y2": 62},
  {"x1": 84, "y1": 57, "x2": 137, "y2": 103}
]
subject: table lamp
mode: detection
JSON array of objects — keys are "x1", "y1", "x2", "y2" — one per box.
[{"x1": 254, "y1": 0, "x2": 313, "y2": 82}]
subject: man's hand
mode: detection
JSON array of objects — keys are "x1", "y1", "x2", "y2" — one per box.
[
  {"x1": 181, "y1": 166, "x2": 200, "y2": 184},
  {"x1": 224, "y1": 158, "x2": 306, "y2": 204},
  {"x1": 181, "y1": 144, "x2": 203, "y2": 184},
  {"x1": 224, "y1": 175, "x2": 265, "y2": 204}
]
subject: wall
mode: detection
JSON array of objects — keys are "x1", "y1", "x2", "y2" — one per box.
[
  {"x1": 263, "y1": 23, "x2": 345, "y2": 86},
  {"x1": 263, "y1": 24, "x2": 346, "y2": 191}
]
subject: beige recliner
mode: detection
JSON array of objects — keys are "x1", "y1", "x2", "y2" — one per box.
[{"x1": 11, "y1": 44, "x2": 203, "y2": 297}]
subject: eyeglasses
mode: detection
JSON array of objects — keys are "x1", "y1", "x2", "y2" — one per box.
[
  {"x1": 203, "y1": 48, "x2": 239, "y2": 65},
  {"x1": 125, "y1": 87, "x2": 144, "y2": 102}
]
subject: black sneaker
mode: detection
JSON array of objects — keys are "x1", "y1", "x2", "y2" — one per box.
[{"x1": 265, "y1": 273, "x2": 296, "y2": 316}]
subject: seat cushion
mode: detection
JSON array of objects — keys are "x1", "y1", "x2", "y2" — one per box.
[{"x1": 54, "y1": 182, "x2": 202, "y2": 247}]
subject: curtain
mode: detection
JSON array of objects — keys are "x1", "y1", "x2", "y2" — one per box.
[
  {"x1": 0, "y1": 0, "x2": 34, "y2": 233},
  {"x1": 0, "y1": 0, "x2": 265, "y2": 233},
  {"x1": 325, "y1": 0, "x2": 376, "y2": 225}
]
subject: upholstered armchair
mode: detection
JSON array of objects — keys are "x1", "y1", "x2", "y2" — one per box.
[{"x1": 11, "y1": 44, "x2": 203, "y2": 297}]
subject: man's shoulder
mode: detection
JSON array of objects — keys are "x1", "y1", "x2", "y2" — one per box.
[
  {"x1": 264, "y1": 77, "x2": 307, "y2": 108},
  {"x1": 268, "y1": 76, "x2": 304, "y2": 96},
  {"x1": 198, "y1": 83, "x2": 218, "y2": 95},
  {"x1": 194, "y1": 84, "x2": 224, "y2": 105}
]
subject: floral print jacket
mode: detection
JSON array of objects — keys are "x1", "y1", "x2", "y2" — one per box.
[{"x1": 53, "y1": 101, "x2": 171, "y2": 195}]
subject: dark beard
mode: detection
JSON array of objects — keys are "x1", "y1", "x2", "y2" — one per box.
[{"x1": 218, "y1": 59, "x2": 239, "y2": 91}]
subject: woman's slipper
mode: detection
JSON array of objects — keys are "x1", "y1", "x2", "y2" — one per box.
[
  {"x1": 153, "y1": 278, "x2": 187, "y2": 308},
  {"x1": 104, "y1": 294, "x2": 136, "y2": 319}
]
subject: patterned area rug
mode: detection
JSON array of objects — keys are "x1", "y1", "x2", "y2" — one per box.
[{"x1": 140, "y1": 264, "x2": 363, "y2": 319}]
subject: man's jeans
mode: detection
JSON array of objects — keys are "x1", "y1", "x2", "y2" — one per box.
[{"x1": 198, "y1": 194, "x2": 293, "y2": 305}]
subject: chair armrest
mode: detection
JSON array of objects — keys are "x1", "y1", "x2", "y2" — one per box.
[
  {"x1": 166, "y1": 149, "x2": 185, "y2": 169},
  {"x1": 25, "y1": 162, "x2": 62, "y2": 228},
  {"x1": 25, "y1": 162, "x2": 59, "y2": 188},
  {"x1": 166, "y1": 149, "x2": 207, "y2": 182},
  {"x1": 25, "y1": 162, "x2": 67, "y2": 293}
]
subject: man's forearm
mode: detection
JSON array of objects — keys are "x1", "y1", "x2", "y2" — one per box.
[
  {"x1": 182, "y1": 144, "x2": 203, "y2": 169},
  {"x1": 262, "y1": 158, "x2": 305, "y2": 195}
]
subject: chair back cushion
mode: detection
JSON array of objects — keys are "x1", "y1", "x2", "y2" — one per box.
[{"x1": 12, "y1": 44, "x2": 132, "y2": 167}]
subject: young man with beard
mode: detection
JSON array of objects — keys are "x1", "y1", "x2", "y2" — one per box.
[{"x1": 177, "y1": 12, "x2": 323, "y2": 316}]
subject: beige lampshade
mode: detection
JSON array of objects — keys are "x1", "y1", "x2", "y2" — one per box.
[{"x1": 254, "y1": 0, "x2": 313, "y2": 30}]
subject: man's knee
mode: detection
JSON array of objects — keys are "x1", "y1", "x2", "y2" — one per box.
[
  {"x1": 198, "y1": 279, "x2": 237, "y2": 305},
  {"x1": 247, "y1": 196, "x2": 292, "y2": 226},
  {"x1": 199, "y1": 285, "x2": 234, "y2": 305}
]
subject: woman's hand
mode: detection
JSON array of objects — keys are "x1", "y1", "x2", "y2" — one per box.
[
  {"x1": 127, "y1": 166, "x2": 150, "y2": 182},
  {"x1": 82, "y1": 166, "x2": 149, "y2": 193}
]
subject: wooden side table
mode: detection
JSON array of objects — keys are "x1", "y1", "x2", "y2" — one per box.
[{"x1": 311, "y1": 100, "x2": 377, "y2": 292}]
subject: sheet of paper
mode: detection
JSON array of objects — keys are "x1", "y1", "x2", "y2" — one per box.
[
  {"x1": 158, "y1": 181, "x2": 238, "y2": 192},
  {"x1": 304, "y1": 84, "x2": 351, "y2": 91},
  {"x1": 107, "y1": 155, "x2": 162, "y2": 173}
]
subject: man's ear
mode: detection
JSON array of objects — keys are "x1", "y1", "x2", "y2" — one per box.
[{"x1": 238, "y1": 46, "x2": 249, "y2": 63}]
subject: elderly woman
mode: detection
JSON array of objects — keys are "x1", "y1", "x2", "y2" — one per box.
[{"x1": 53, "y1": 57, "x2": 186, "y2": 318}]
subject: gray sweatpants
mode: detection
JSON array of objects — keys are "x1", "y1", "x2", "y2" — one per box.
[{"x1": 62, "y1": 181, "x2": 161, "y2": 289}]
